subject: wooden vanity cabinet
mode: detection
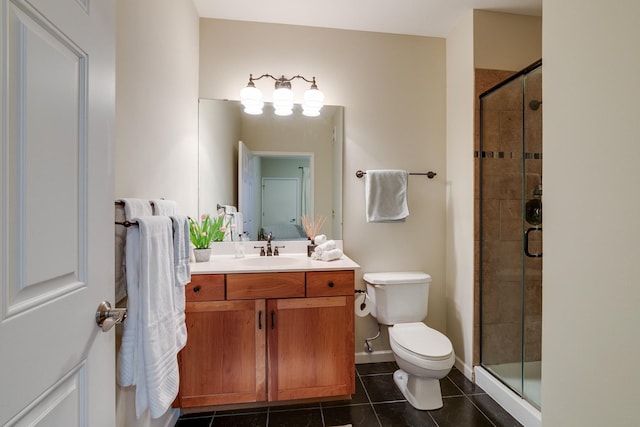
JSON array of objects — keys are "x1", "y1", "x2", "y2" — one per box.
[
  {"x1": 176, "y1": 274, "x2": 266, "y2": 407},
  {"x1": 268, "y1": 294, "x2": 354, "y2": 401},
  {"x1": 176, "y1": 270, "x2": 355, "y2": 409}
]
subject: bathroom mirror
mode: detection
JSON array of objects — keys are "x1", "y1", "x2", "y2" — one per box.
[{"x1": 198, "y1": 99, "x2": 343, "y2": 241}]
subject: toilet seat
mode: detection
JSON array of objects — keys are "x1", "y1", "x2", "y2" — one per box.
[{"x1": 389, "y1": 323, "x2": 454, "y2": 369}]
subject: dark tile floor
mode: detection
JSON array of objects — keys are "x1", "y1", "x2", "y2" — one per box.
[{"x1": 175, "y1": 362, "x2": 522, "y2": 427}]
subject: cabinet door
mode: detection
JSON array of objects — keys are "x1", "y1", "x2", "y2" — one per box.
[
  {"x1": 178, "y1": 299, "x2": 266, "y2": 407},
  {"x1": 268, "y1": 296, "x2": 355, "y2": 401}
]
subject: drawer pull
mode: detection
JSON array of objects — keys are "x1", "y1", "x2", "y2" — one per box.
[
  {"x1": 258, "y1": 310, "x2": 263, "y2": 330},
  {"x1": 193, "y1": 285, "x2": 201, "y2": 293},
  {"x1": 271, "y1": 310, "x2": 275, "y2": 329},
  {"x1": 327, "y1": 281, "x2": 335, "y2": 288}
]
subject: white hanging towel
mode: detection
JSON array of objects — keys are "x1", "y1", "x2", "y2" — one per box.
[
  {"x1": 365, "y1": 169, "x2": 409, "y2": 222},
  {"x1": 115, "y1": 198, "x2": 153, "y2": 302},
  {"x1": 151, "y1": 199, "x2": 177, "y2": 216},
  {"x1": 118, "y1": 216, "x2": 180, "y2": 419},
  {"x1": 171, "y1": 215, "x2": 191, "y2": 352}
]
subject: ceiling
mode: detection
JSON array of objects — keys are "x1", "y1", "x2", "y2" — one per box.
[{"x1": 192, "y1": 0, "x2": 542, "y2": 38}]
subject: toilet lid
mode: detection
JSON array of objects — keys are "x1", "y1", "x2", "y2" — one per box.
[{"x1": 390, "y1": 323, "x2": 453, "y2": 361}]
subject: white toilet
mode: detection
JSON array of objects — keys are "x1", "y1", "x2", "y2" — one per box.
[{"x1": 364, "y1": 272, "x2": 455, "y2": 410}]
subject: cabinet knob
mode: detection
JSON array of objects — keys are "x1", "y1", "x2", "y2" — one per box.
[
  {"x1": 327, "y1": 281, "x2": 335, "y2": 288},
  {"x1": 193, "y1": 285, "x2": 201, "y2": 293}
]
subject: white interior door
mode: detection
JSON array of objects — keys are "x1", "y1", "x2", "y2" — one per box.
[
  {"x1": 0, "y1": 0, "x2": 115, "y2": 425},
  {"x1": 262, "y1": 178, "x2": 300, "y2": 226},
  {"x1": 238, "y1": 141, "x2": 256, "y2": 238}
]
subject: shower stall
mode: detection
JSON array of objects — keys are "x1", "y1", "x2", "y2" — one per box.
[{"x1": 476, "y1": 60, "x2": 542, "y2": 420}]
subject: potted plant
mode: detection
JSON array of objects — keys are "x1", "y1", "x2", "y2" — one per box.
[{"x1": 189, "y1": 213, "x2": 228, "y2": 262}]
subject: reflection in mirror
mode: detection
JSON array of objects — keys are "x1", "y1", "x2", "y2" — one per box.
[{"x1": 198, "y1": 99, "x2": 343, "y2": 241}]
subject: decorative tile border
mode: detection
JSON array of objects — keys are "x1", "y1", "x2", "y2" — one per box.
[{"x1": 474, "y1": 150, "x2": 542, "y2": 159}]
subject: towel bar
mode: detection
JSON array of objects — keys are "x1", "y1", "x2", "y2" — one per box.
[
  {"x1": 355, "y1": 170, "x2": 436, "y2": 179},
  {"x1": 115, "y1": 200, "x2": 156, "y2": 207},
  {"x1": 115, "y1": 220, "x2": 138, "y2": 227}
]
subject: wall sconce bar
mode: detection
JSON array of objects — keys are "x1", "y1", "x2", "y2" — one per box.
[{"x1": 241, "y1": 73, "x2": 324, "y2": 117}]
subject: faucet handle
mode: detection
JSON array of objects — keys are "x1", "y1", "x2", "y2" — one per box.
[
  {"x1": 274, "y1": 245, "x2": 285, "y2": 256},
  {"x1": 254, "y1": 246, "x2": 266, "y2": 256}
]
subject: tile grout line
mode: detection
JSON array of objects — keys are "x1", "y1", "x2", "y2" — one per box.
[
  {"x1": 447, "y1": 376, "x2": 499, "y2": 427},
  {"x1": 356, "y1": 368, "x2": 384, "y2": 427}
]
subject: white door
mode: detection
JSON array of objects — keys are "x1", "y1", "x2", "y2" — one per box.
[
  {"x1": 262, "y1": 178, "x2": 300, "y2": 226},
  {"x1": 0, "y1": 0, "x2": 115, "y2": 425},
  {"x1": 238, "y1": 141, "x2": 256, "y2": 238}
]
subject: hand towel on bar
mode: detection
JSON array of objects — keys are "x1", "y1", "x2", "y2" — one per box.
[
  {"x1": 171, "y1": 215, "x2": 190, "y2": 352},
  {"x1": 115, "y1": 199, "x2": 154, "y2": 303},
  {"x1": 365, "y1": 169, "x2": 409, "y2": 222},
  {"x1": 314, "y1": 240, "x2": 336, "y2": 255},
  {"x1": 118, "y1": 216, "x2": 179, "y2": 419},
  {"x1": 151, "y1": 199, "x2": 176, "y2": 216},
  {"x1": 311, "y1": 248, "x2": 343, "y2": 261}
]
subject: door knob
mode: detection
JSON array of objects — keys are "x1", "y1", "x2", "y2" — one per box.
[{"x1": 95, "y1": 301, "x2": 127, "y2": 332}]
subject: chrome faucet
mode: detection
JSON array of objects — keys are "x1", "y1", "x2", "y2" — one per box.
[{"x1": 266, "y1": 232, "x2": 273, "y2": 256}]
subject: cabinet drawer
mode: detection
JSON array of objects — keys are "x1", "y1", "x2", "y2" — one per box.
[
  {"x1": 306, "y1": 270, "x2": 354, "y2": 296},
  {"x1": 186, "y1": 274, "x2": 225, "y2": 301},
  {"x1": 227, "y1": 272, "x2": 305, "y2": 299}
]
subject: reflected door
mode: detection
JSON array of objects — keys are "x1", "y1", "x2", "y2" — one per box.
[{"x1": 262, "y1": 178, "x2": 300, "y2": 226}]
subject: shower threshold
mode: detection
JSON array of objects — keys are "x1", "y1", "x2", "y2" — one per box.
[{"x1": 475, "y1": 364, "x2": 541, "y2": 427}]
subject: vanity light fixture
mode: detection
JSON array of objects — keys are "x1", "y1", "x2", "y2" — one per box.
[{"x1": 240, "y1": 74, "x2": 325, "y2": 117}]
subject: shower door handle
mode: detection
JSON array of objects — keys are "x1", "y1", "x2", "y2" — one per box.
[{"x1": 524, "y1": 227, "x2": 542, "y2": 258}]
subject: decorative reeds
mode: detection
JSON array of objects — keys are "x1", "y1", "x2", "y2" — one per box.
[{"x1": 301, "y1": 215, "x2": 326, "y2": 242}]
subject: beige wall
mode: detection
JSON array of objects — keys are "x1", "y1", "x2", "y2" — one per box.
[
  {"x1": 445, "y1": 10, "x2": 476, "y2": 377},
  {"x1": 114, "y1": 0, "x2": 199, "y2": 425},
  {"x1": 474, "y1": 10, "x2": 542, "y2": 71},
  {"x1": 115, "y1": 0, "x2": 200, "y2": 216},
  {"x1": 199, "y1": 19, "x2": 447, "y2": 359},
  {"x1": 542, "y1": 0, "x2": 640, "y2": 424}
]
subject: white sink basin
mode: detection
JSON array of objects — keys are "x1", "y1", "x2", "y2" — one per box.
[{"x1": 237, "y1": 256, "x2": 306, "y2": 268}]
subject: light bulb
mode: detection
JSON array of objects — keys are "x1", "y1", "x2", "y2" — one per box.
[
  {"x1": 302, "y1": 86, "x2": 324, "y2": 117},
  {"x1": 273, "y1": 87, "x2": 294, "y2": 116},
  {"x1": 240, "y1": 84, "x2": 263, "y2": 114}
]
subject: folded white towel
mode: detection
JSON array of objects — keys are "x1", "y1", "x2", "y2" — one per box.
[
  {"x1": 364, "y1": 169, "x2": 409, "y2": 222},
  {"x1": 117, "y1": 216, "x2": 179, "y2": 419},
  {"x1": 311, "y1": 248, "x2": 343, "y2": 261},
  {"x1": 314, "y1": 234, "x2": 327, "y2": 245},
  {"x1": 151, "y1": 199, "x2": 176, "y2": 216},
  {"x1": 314, "y1": 240, "x2": 336, "y2": 255}
]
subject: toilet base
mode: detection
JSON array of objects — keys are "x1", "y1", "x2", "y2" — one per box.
[{"x1": 393, "y1": 369, "x2": 443, "y2": 410}]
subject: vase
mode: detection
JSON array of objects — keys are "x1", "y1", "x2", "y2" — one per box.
[
  {"x1": 307, "y1": 241, "x2": 316, "y2": 257},
  {"x1": 194, "y1": 248, "x2": 211, "y2": 263}
]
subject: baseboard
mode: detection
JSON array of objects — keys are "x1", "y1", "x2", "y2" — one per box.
[
  {"x1": 165, "y1": 409, "x2": 180, "y2": 427},
  {"x1": 454, "y1": 356, "x2": 474, "y2": 381},
  {"x1": 355, "y1": 350, "x2": 394, "y2": 364}
]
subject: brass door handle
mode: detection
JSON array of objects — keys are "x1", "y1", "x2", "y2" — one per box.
[{"x1": 95, "y1": 301, "x2": 127, "y2": 332}]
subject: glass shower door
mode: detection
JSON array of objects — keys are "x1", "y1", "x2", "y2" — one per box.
[
  {"x1": 522, "y1": 65, "x2": 542, "y2": 408},
  {"x1": 479, "y1": 61, "x2": 542, "y2": 410}
]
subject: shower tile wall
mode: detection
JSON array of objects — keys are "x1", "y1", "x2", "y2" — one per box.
[{"x1": 474, "y1": 69, "x2": 543, "y2": 367}]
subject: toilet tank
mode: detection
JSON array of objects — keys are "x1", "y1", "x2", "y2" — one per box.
[{"x1": 363, "y1": 272, "x2": 431, "y2": 325}]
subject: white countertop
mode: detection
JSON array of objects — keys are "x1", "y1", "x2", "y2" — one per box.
[{"x1": 190, "y1": 241, "x2": 359, "y2": 274}]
